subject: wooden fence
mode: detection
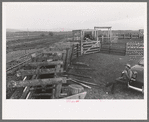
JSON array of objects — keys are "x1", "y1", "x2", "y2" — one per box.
[
  {"x1": 82, "y1": 41, "x2": 100, "y2": 55},
  {"x1": 126, "y1": 42, "x2": 144, "y2": 59},
  {"x1": 71, "y1": 41, "x2": 127, "y2": 57},
  {"x1": 71, "y1": 43, "x2": 81, "y2": 59},
  {"x1": 114, "y1": 34, "x2": 143, "y2": 39},
  {"x1": 100, "y1": 43, "x2": 126, "y2": 55},
  {"x1": 7, "y1": 39, "x2": 144, "y2": 75},
  {"x1": 70, "y1": 41, "x2": 144, "y2": 57}
]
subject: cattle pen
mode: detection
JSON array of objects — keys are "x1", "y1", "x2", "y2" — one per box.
[{"x1": 6, "y1": 27, "x2": 144, "y2": 99}]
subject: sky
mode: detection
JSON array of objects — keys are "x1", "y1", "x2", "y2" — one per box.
[{"x1": 3, "y1": 2, "x2": 146, "y2": 31}]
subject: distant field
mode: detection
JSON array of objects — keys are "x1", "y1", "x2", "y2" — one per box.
[
  {"x1": 7, "y1": 31, "x2": 48, "y2": 41},
  {"x1": 6, "y1": 31, "x2": 73, "y2": 41},
  {"x1": 6, "y1": 31, "x2": 73, "y2": 53},
  {"x1": 6, "y1": 48, "x2": 41, "y2": 63}
]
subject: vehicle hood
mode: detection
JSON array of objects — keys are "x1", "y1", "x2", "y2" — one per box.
[{"x1": 131, "y1": 64, "x2": 144, "y2": 83}]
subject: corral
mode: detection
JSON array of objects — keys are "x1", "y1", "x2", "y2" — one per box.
[{"x1": 6, "y1": 27, "x2": 144, "y2": 99}]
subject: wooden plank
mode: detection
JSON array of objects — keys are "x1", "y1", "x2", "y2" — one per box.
[
  {"x1": 55, "y1": 65, "x2": 63, "y2": 72},
  {"x1": 84, "y1": 48, "x2": 99, "y2": 53},
  {"x1": 70, "y1": 45, "x2": 74, "y2": 64},
  {"x1": 73, "y1": 52, "x2": 77, "y2": 55},
  {"x1": 126, "y1": 50, "x2": 143, "y2": 54},
  {"x1": 69, "y1": 79, "x2": 91, "y2": 89},
  {"x1": 73, "y1": 48, "x2": 81, "y2": 51},
  {"x1": 83, "y1": 45, "x2": 92, "y2": 48},
  {"x1": 62, "y1": 52, "x2": 66, "y2": 68},
  {"x1": 110, "y1": 49, "x2": 126, "y2": 52},
  {"x1": 68, "y1": 66, "x2": 95, "y2": 70},
  {"x1": 83, "y1": 47, "x2": 99, "y2": 51},
  {"x1": 17, "y1": 68, "x2": 56, "y2": 76},
  {"x1": 66, "y1": 73, "x2": 92, "y2": 79},
  {"x1": 30, "y1": 86, "x2": 55, "y2": 91},
  {"x1": 51, "y1": 88, "x2": 55, "y2": 99},
  {"x1": 83, "y1": 41, "x2": 98, "y2": 44},
  {"x1": 55, "y1": 83, "x2": 62, "y2": 98},
  {"x1": 32, "y1": 93, "x2": 52, "y2": 97},
  {"x1": 73, "y1": 49, "x2": 81, "y2": 52},
  {"x1": 8, "y1": 77, "x2": 66, "y2": 88},
  {"x1": 42, "y1": 50, "x2": 66, "y2": 54},
  {"x1": 84, "y1": 50, "x2": 99, "y2": 55},
  {"x1": 73, "y1": 50, "x2": 78, "y2": 53},
  {"x1": 67, "y1": 48, "x2": 71, "y2": 65},
  {"x1": 83, "y1": 49, "x2": 99, "y2": 52},
  {"x1": 10, "y1": 87, "x2": 24, "y2": 99},
  {"x1": 126, "y1": 55, "x2": 143, "y2": 57},
  {"x1": 64, "y1": 48, "x2": 69, "y2": 70},
  {"x1": 26, "y1": 91, "x2": 33, "y2": 99},
  {"x1": 20, "y1": 86, "x2": 30, "y2": 99},
  {"x1": 72, "y1": 54, "x2": 77, "y2": 57},
  {"x1": 26, "y1": 61, "x2": 63, "y2": 67},
  {"x1": 62, "y1": 91, "x2": 87, "y2": 99},
  {"x1": 73, "y1": 47, "x2": 77, "y2": 49},
  {"x1": 83, "y1": 43, "x2": 97, "y2": 47},
  {"x1": 83, "y1": 44, "x2": 96, "y2": 47}
]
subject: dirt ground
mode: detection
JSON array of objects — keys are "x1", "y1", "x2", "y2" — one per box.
[
  {"x1": 6, "y1": 50, "x2": 143, "y2": 99},
  {"x1": 68, "y1": 53, "x2": 143, "y2": 99}
]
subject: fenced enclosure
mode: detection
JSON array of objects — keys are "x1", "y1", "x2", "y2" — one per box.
[
  {"x1": 7, "y1": 28, "x2": 144, "y2": 99},
  {"x1": 126, "y1": 41, "x2": 144, "y2": 59},
  {"x1": 71, "y1": 39, "x2": 143, "y2": 57},
  {"x1": 114, "y1": 34, "x2": 143, "y2": 39},
  {"x1": 71, "y1": 43, "x2": 81, "y2": 59},
  {"x1": 100, "y1": 43, "x2": 126, "y2": 55}
]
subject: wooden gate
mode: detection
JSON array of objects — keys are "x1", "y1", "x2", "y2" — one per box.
[{"x1": 81, "y1": 40, "x2": 101, "y2": 55}]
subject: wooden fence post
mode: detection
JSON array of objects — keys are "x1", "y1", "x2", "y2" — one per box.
[
  {"x1": 70, "y1": 44, "x2": 74, "y2": 65},
  {"x1": 55, "y1": 83, "x2": 62, "y2": 99},
  {"x1": 64, "y1": 48, "x2": 69, "y2": 70},
  {"x1": 125, "y1": 43, "x2": 127, "y2": 55},
  {"x1": 102, "y1": 36, "x2": 104, "y2": 43},
  {"x1": 109, "y1": 43, "x2": 111, "y2": 54},
  {"x1": 130, "y1": 34, "x2": 132, "y2": 39},
  {"x1": 80, "y1": 31, "x2": 83, "y2": 55},
  {"x1": 80, "y1": 40, "x2": 82, "y2": 56},
  {"x1": 72, "y1": 31, "x2": 74, "y2": 42},
  {"x1": 77, "y1": 44, "x2": 79, "y2": 57}
]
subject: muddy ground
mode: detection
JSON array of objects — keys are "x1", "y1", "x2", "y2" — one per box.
[
  {"x1": 6, "y1": 50, "x2": 144, "y2": 99},
  {"x1": 6, "y1": 53, "x2": 143, "y2": 99},
  {"x1": 69, "y1": 53, "x2": 143, "y2": 99}
]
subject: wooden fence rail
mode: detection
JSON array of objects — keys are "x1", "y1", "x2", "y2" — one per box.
[
  {"x1": 114, "y1": 34, "x2": 143, "y2": 39},
  {"x1": 100, "y1": 43, "x2": 126, "y2": 55}
]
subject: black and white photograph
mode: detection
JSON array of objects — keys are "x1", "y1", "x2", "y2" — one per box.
[{"x1": 2, "y1": 2, "x2": 147, "y2": 120}]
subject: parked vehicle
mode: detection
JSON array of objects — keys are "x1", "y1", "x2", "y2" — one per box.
[{"x1": 121, "y1": 57, "x2": 144, "y2": 93}]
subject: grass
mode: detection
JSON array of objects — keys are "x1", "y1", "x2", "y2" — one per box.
[
  {"x1": 7, "y1": 48, "x2": 40, "y2": 63},
  {"x1": 7, "y1": 34, "x2": 70, "y2": 53}
]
